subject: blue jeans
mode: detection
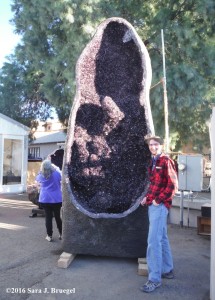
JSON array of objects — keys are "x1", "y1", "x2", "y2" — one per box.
[{"x1": 147, "y1": 203, "x2": 173, "y2": 283}]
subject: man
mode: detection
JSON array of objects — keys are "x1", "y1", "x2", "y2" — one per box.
[{"x1": 140, "y1": 136, "x2": 178, "y2": 293}]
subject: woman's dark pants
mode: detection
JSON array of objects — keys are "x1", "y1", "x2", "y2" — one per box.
[{"x1": 42, "y1": 203, "x2": 62, "y2": 237}]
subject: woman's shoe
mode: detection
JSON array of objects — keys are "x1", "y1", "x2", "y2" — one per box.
[{"x1": 45, "y1": 235, "x2": 52, "y2": 242}]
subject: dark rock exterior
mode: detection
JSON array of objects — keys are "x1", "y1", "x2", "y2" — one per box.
[
  {"x1": 62, "y1": 17, "x2": 154, "y2": 258},
  {"x1": 50, "y1": 148, "x2": 64, "y2": 170}
]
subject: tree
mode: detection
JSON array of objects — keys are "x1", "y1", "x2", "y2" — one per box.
[
  {"x1": 144, "y1": 0, "x2": 215, "y2": 151},
  {"x1": 0, "y1": 55, "x2": 51, "y2": 129},
  {"x1": 6, "y1": 0, "x2": 215, "y2": 150}
]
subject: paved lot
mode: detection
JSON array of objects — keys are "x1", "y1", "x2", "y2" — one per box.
[{"x1": 0, "y1": 193, "x2": 210, "y2": 300}]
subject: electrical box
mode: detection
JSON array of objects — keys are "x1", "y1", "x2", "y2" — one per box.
[{"x1": 178, "y1": 154, "x2": 203, "y2": 191}]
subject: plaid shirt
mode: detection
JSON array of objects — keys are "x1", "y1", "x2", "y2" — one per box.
[{"x1": 145, "y1": 153, "x2": 178, "y2": 209}]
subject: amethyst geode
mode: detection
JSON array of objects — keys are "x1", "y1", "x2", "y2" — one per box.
[{"x1": 62, "y1": 18, "x2": 154, "y2": 257}]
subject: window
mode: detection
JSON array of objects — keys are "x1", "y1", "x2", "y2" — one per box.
[
  {"x1": 44, "y1": 123, "x2": 52, "y2": 131},
  {"x1": 3, "y1": 139, "x2": 22, "y2": 185},
  {"x1": 28, "y1": 147, "x2": 40, "y2": 158}
]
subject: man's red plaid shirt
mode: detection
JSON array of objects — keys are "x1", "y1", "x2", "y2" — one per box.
[{"x1": 145, "y1": 153, "x2": 178, "y2": 209}]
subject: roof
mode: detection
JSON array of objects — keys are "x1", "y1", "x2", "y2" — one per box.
[
  {"x1": 0, "y1": 113, "x2": 30, "y2": 132},
  {"x1": 30, "y1": 131, "x2": 66, "y2": 145}
]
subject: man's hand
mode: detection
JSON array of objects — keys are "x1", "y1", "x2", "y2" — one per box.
[
  {"x1": 152, "y1": 199, "x2": 159, "y2": 206},
  {"x1": 141, "y1": 197, "x2": 147, "y2": 206}
]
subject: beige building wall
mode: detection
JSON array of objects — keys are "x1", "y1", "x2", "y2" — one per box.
[{"x1": 27, "y1": 161, "x2": 42, "y2": 185}]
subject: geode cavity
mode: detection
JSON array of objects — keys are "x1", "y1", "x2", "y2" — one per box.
[{"x1": 63, "y1": 17, "x2": 154, "y2": 219}]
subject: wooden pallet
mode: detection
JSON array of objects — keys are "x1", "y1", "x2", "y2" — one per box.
[{"x1": 197, "y1": 216, "x2": 211, "y2": 236}]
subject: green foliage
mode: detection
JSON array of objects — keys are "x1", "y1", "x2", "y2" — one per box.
[
  {"x1": 1, "y1": 0, "x2": 214, "y2": 151},
  {"x1": 0, "y1": 55, "x2": 51, "y2": 128}
]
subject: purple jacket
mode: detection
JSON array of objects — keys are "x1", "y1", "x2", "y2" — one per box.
[{"x1": 36, "y1": 170, "x2": 62, "y2": 204}]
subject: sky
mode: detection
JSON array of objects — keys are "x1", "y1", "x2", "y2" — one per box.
[
  {"x1": 0, "y1": 0, "x2": 21, "y2": 68},
  {"x1": 0, "y1": 1, "x2": 59, "y2": 120}
]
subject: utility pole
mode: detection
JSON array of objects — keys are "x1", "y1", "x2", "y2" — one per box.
[{"x1": 161, "y1": 29, "x2": 169, "y2": 153}]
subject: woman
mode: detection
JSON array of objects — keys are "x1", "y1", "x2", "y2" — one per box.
[{"x1": 36, "y1": 159, "x2": 62, "y2": 242}]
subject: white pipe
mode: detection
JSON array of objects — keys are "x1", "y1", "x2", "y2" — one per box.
[
  {"x1": 210, "y1": 107, "x2": 215, "y2": 300},
  {"x1": 161, "y1": 29, "x2": 169, "y2": 153}
]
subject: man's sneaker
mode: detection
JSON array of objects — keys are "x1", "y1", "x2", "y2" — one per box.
[
  {"x1": 140, "y1": 280, "x2": 161, "y2": 293},
  {"x1": 162, "y1": 270, "x2": 174, "y2": 279},
  {"x1": 59, "y1": 234, "x2": 62, "y2": 240},
  {"x1": 45, "y1": 235, "x2": 52, "y2": 242}
]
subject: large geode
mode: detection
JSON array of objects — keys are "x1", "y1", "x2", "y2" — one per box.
[{"x1": 62, "y1": 17, "x2": 154, "y2": 257}]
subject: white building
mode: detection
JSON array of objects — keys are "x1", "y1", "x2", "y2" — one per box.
[
  {"x1": 0, "y1": 113, "x2": 29, "y2": 193},
  {"x1": 28, "y1": 119, "x2": 66, "y2": 160},
  {"x1": 29, "y1": 131, "x2": 66, "y2": 160},
  {"x1": 31, "y1": 119, "x2": 66, "y2": 138}
]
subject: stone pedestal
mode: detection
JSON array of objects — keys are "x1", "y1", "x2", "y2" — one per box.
[{"x1": 62, "y1": 197, "x2": 148, "y2": 258}]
